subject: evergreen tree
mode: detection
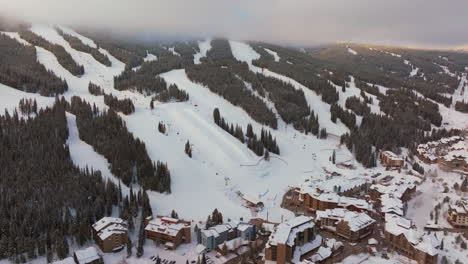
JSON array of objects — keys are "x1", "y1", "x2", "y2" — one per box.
[
  {"x1": 185, "y1": 140, "x2": 192, "y2": 158},
  {"x1": 126, "y1": 239, "x2": 132, "y2": 258},
  {"x1": 213, "y1": 108, "x2": 221, "y2": 125}
]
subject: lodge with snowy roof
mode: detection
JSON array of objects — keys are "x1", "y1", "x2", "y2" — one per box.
[
  {"x1": 379, "y1": 151, "x2": 404, "y2": 168},
  {"x1": 264, "y1": 216, "x2": 322, "y2": 264},
  {"x1": 416, "y1": 136, "x2": 468, "y2": 175},
  {"x1": 316, "y1": 208, "x2": 375, "y2": 242},
  {"x1": 144, "y1": 216, "x2": 192, "y2": 250},
  {"x1": 384, "y1": 214, "x2": 439, "y2": 264},
  {"x1": 294, "y1": 186, "x2": 372, "y2": 213},
  {"x1": 91, "y1": 217, "x2": 128, "y2": 253},
  {"x1": 447, "y1": 199, "x2": 468, "y2": 228}
]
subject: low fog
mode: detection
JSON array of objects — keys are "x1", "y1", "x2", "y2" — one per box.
[{"x1": 1, "y1": 0, "x2": 467, "y2": 48}]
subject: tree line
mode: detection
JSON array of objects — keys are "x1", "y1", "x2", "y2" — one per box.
[
  {"x1": 0, "y1": 99, "x2": 121, "y2": 263},
  {"x1": 0, "y1": 34, "x2": 68, "y2": 96},
  {"x1": 153, "y1": 83, "x2": 189, "y2": 103},
  {"x1": 88, "y1": 82, "x2": 104, "y2": 96},
  {"x1": 213, "y1": 108, "x2": 280, "y2": 156},
  {"x1": 104, "y1": 94, "x2": 135, "y2": 115},
  {"x1": 455, "y1": 100, "x2": 468, "y2": 113},
  {"x1": 19, "y1": 30, "x2": 84, "y2": 76},
  {"x1": 56, "y1": 28, "x2": 112, "y2": 67},
  {"x1": 68, "y1": 96, "x2": 171, "y2": 193}
]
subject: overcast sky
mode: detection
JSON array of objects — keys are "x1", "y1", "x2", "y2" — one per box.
[{"x1": 1, "y1": 0, "x2": 467, "y2": 48}]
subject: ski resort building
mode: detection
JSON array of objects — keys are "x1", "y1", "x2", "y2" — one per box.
[
  {"x1": 91, "y1": 217, "x2": 128, "y2": 253},
  {"x1": 417, "y1": 136, "x2": 468, "y2": 174},
  {"x1": 384, "y1": 214, "x2": 439, "y2": 264},
  {"x1": 316, "y1": 208, "x2": 375, "y2": 242},
  {"x1": 294, "y1": 187, "x2": 372, "y2": 213},
  {"x1": 264, "y1": 216, "x2": 322, "y2": 264},
  {"x1": 379, "y1": 151, "x2": 404, "y2": 168},
  {"x1": 447, "y1": 200, "x2": 468, "y2": 228},
  {"x1": 144, "y1": 216, "x2": 192, "y2": 249},
  {"x1": 199, "y1": 221, "x2": 256, "y2": 251}
]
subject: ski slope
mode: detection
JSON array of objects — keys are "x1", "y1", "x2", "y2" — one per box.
[
  {"x1": 66, "y1": 112, "x2": 130, "y2": 196},
  {"x1": 229, "y1": 40, "x2": 348, "y2": 136},
  {"x1": 193, "y1": 39, "x2": 212, "y2": 64}
]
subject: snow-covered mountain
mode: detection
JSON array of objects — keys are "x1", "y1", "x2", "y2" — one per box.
[{"x1": 1, "y1": 25, "x2": 467, "y2": 223}]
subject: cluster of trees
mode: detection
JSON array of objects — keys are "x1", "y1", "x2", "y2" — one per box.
[
  {"x1": 345, "y1": 96, "x2": 371, "y2": 116},
  {"x1": 455, "y1": 100, "x2": 468, "y2": 113},
  {"x1": 114, "y1": 55, "x2": 189, "y2": 94},
  {"x1": 205, "y1": 209, "x2": 224, "y2": 229},
  {"x1": 213, "y1": 108, "x2": 280, "y2": 156},
  {"x1": 18, "y1": 98, "x2": 38, "y2": 116},
  {"x1": 380, "y1": 88, "x2": 442, "y2": 128},
  {"x1": 0, "y1": 34, "x2": 68, "y2": 96},
  {"x1": 0, "y1": 100, "x2": 121, "y2": 263},
  {"x1": 69, "y1": 96, "x2": 171, "y2": 193},
  {"x1": 341, "y1": 112, "x2": 424, "y2": 167},
  {"x1": 294, "y1": 111, "x2": 326, "y2": 138},
  {"x1": 153, "y1": 84, "x2": 189, "y2": 102},
  {"x1": 88, "y1": 82, "x2": 104, "y2": 96},
  {"x1": 330, "y1": 104, "x2": 357, "y2": 130},
  {"x1": 19, "y1": 30, "x2": 84, "y2": 76},
  {"x1": 412, "y1": 162, "x2": 425, "y2": 175},
  {"x1": 157, "y1": 122, "x2": 166, "y2": 134},
  {"x1": 251, "y1": 45, "x2": 339, "y2": 105},
  {"x1": 56, "y1": 28, "x2": 111, "y2": 66},
  {"x1": 213, "y1": 108, "x2": 245, "y2": 142},
  {"x1": 257, "y1": 126, "x2": 280, "y2": 155},
  {"x1": 253, "y1": 74, "x2": 310, "y2": 124},
  {"x1": 103, "y1": 94, "x2": 135, "y2": 115},
  {"x1": 191, "y1": 39, "x2": 322, "y2": 130},
  {"x1": 186, "y1": 63, "x2": 278, "y2": 129},
  {"x1": 82, "y1": 34, "x2": 148, "y2": 70}
]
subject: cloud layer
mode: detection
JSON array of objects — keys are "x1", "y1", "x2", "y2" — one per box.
[{"x1": 1, "y1": 0, "x2": 467, "y2": 47}]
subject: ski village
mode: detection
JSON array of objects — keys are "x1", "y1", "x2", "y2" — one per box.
[{"x1": 0, "y1": 22, "x2": 467, "y2": 264}]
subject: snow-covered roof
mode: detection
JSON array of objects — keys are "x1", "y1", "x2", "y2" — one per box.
[
  {"x1": 371, "y1": 180, "x2": 416, "y2": 199},
  {"x1": 97, "y1": 223, "x2": 127, "y2": 240},
  {"x1": 380, "y1": 194, "x2": 404, "y2": 216},
  {"x1": 381, "y1": 151, "x2": 404, "y2": 161},
  {"x1": 292, "y1": 235, "x2": 323, "y2": 263},
  {"x1": 299, "y1": 187, "x2": 372, "y2": 211},
  {"x1": 268, "y1": 216, "x2": 315, "y2": 246},
  {"x1": 145, "y1": 216, "x2": 190, "y2": 237},
  {"x1": 449, "y1": 200, "x2": 468, "y2": 214},
  {"x1": 301, "y1": 176, "x2": 368, "y2": 194},
  {"x1": 238, "y1": 223, "x2": 252, "y2": 232},
  {"x1": 92, "y1": 217, "x2": 125, "y2": 232},
  {"x1": 201, "y1": 228, "x2": 219, "y2": 238},
  {"x1": 417, "y1": 136, "x2": 467, "y2": 163},
  {"x1": 218, "y1": 237, "x2": 246, "y2": 251},
  {"x1": 414, "y1": 233, "x2": 440, "y2": 256},
  {"x1": 202, "y1": 222, "x2": 250, "y2": 238},
  {"x1": 74, "y1": 247, "x2": 100, "y2": 264},
  {"x1": 310, "y1": 246, "x2": 332, "y2": 262},
  {"x1": 316, "y1": 208, "x2": 375, "y2": 231},
  {"x1": 384, "y1": 214, "x2": 418, "y2": 244}
]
